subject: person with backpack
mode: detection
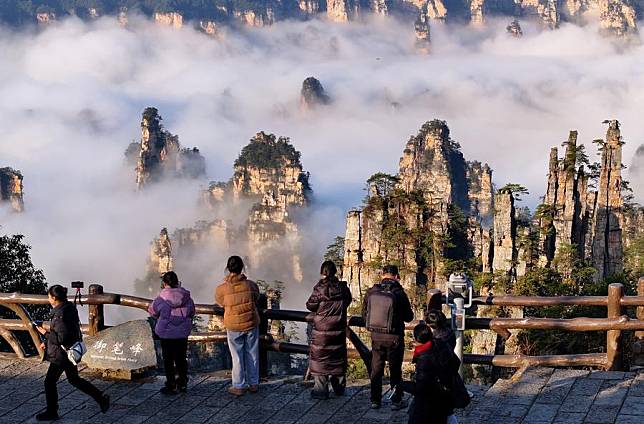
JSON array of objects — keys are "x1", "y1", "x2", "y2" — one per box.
[
  {"x1": 306, "y1": 260, "x2": 352, "y2": 399},
  {"x1": 34, "y1": 285, "x2": 110, "y2": 421},
  {"x1": 148, "y1": 271, "x2": 196, "y2": 395},
  {"x1": 215, "y1": 256, "x2": 261, "y2": 396},
  {"x1": 363, "y1": 264, "x2": 414, "y2": 410},
  {"x1": 398, "y1": 323, "x2": 469, "y2": 424}
]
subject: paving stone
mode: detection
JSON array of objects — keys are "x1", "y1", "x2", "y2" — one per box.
[
  {"x1": 560, "y1": 395, "x2": 596, "y2": 413},
  {"x1": 524, "y1": 403, "x2": 558, "y2": 423},
  {"x1": 615, "y1": 415, "x2": 644, "y2": 424},
  {"x1": 570, "y1": 378, "x2": 604, "y2": 396},
  {"x1": 588, "y1": 371, "x2": 626, "y2": 380},
  {"x1": 553, "y1": 412, "x2": 586, "y2": 424},
  {"x1": 620, "y1": 395, "x2": 644, "y2": 416},
  {"x1": 585, "y1": 404, "x2": 621, "y2": 423}
]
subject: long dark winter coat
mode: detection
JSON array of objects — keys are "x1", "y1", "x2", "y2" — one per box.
[
  {"x1": 399, "y1": 341, "x2": 461, "y2": 424},
  {"x1": 46, "y1": 301, "x2": 82, "y2": 366},
  {"x1": 306, "y1": 276, "x2": 352, "y2": 376}
]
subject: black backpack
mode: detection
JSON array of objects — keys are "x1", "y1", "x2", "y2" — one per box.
[{"x1": 366, "y1": 283, "x2": 396, "y2": 334}]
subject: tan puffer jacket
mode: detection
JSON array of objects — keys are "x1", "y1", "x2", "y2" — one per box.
[{"x1": 215, "y1": 273, "x2": 260, "y2": 332}]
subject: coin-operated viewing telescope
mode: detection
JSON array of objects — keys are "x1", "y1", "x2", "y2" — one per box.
[{"x1": 447, "y1": 273, "x2": 473, "y2": 377}]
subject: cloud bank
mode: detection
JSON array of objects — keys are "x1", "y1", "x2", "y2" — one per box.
[{"x1": 1, "y1": 14, "x2": 644, "y2": 309}]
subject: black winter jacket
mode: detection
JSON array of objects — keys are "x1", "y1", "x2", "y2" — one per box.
[
  {"x1": 46, "y1": 301, "x2": 82, "y2": 366},
  {"x1": 362, "y1": 279, "x2": 414, "y2": 340},
  {"x1": 399, "y1": 341, "x2": 461, "y2": 424},
  {"x1": 306, "y1": 276, "x2": 352, "y2": 376}
]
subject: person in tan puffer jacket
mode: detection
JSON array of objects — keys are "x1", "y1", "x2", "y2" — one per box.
[{"x1": 215, "y1": 256, "x2": 261, "y2": 395}]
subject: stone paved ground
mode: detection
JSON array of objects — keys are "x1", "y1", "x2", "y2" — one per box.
[{"x1": 0, "y1": 359, "x2": 641, "y2": 424}]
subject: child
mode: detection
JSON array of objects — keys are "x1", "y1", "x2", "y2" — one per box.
[
  {"x1": 398, "y1": 323, "x2": 461, "y2": 424},
  {"x1": 149, "y1": 271, "x2": 196, "y2": 395}
]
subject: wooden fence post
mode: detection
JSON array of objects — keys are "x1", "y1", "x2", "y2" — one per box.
[
  {"x1": 88, "y1": 284, "x2": 105, "y2": 336},
  {"x1": 606, "y1": 283, "x2": 624, "y2": 371},
  {"x1": 636, "y1": 277, "x2": 644, "y2": 340},
  {"x1": 258, "y1": 293, "x2": 269, "y2": 379}
]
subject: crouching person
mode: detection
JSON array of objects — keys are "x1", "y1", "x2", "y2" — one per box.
[
  {"x1": 149, "y1": 271, "x2": 196, "y2": 395},
  {"x1": 215, "y1": 256, "x2": 261, "y2": 396},
  {"x1": 306, "y1": 260, "x2": 352, "y2": 399},
  {"x1": 398, "y1": 323, "x2": 469, "y2": 424}
]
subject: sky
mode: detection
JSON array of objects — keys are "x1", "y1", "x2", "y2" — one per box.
[{"x1": 1, "y1": 13, "x2": 644, "y2": 311}]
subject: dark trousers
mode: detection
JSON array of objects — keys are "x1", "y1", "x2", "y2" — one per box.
[
  {"x1": 370, "y1": 335, "x2": 404, "y2": 404},
  {"x1": 160, "y1": 338, "x2": 188, "y2": 389},
  {"x1": 44, "y1": 361, "x2": 103, "y2": 413},
  {"x1": 312, "y1": 375, "x2": 346, "y2": 398}
]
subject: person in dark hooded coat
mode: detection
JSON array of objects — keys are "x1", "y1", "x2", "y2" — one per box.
[{"x1": 306, "y1": 260, "x2": 352, "y2": 399}]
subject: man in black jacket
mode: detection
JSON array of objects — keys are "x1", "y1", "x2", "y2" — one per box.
[{"x1": 363, "y1": 264, "x2": 414, "y2": 410}]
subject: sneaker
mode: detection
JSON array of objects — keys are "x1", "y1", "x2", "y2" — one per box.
[
  {"x1": 160, "y1": 386, "x2": 178, "y2": 396},
  {"x1": 177, "y1": 385, "x2": 187, "y2": 394},
  {"x1": 391, "y1": 398, "x2": 408, "y2": 411},
  {"x1": 227, "y1": 386, "x2": 246, "y2": 396},
  {"x1": 36, "y1": 411, "x2": 59, "y2": 421},
  {"x1": 370, "y1": 402, "x2": 381, "y2": 409},
  {"x1": 99, "y1": 394, "x2": 110, "y2": 413},
  {"x1": 248, "y1": 385, "x2": 259, "y2": 393}
]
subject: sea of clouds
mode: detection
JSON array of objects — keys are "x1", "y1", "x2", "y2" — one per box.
[{"x1": 1, "y1": 14, "x2": 644, "y2": 313}]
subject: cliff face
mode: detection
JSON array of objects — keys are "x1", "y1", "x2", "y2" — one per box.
[
  {"x1": 300, "y1": 77, "x2": 331, "y2": 110},
  {"x1": 138, "y1": 130, "x2": 310, "y2": 294},
  {"x1": 0, "y1": 167, "x2": 24, "y2": 213},
  {"x1": 492, "y1": 190, "x2": 516, "y2": 274},
  {"x1": 343, "y1": 120, "x2": 493, "y2": 307},
  {"x1": 414, "y1": 7, "x2": 431, "y2": 52},
  {"x1": 591, "y1": 120, "x2": 624, "y2": 279},
  {"x1": 133, "y1": 107, "x2": 206, "y2": 190},
  {"x1": 3, "y1": 1, "x2": 640, "y2": 37}
]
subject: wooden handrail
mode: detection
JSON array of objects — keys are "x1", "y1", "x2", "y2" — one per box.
[{"x1": 1, "y1": 279, "x2": 644, "y2": 372}]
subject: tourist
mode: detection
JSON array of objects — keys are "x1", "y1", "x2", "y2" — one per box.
[
  {"x1": 34, "y1": 285, "x2": 110, "y2": 421},
  {"x1": 398, "y1": 323, "x2": 462, "y2": 424},
  {"x1": 148, "y1": 271, "x2": 195, "y2": 395},
  {"x1": 425, "y1": 309, "x2": 456, "y2": 350},
  {"x1": 363, "y1": 264, "x2": 414, "y2": 410},
  {"x1": 306, "y1": 260, "x2": 352, "y2": 399},
  {"x1": 215, "y1": 255, "x2": 261, "y2": 396}
]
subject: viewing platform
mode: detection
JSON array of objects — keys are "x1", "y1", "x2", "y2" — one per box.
[{"x1": 0, "y1": 358, "x2": 640, "y2": 424}]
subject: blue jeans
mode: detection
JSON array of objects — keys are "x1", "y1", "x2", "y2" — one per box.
[{"x1": 227, "y1": 327, "x2": 259, "y2": 389}]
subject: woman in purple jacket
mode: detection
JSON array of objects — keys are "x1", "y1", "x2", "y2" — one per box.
[{"x1": 148, "y1": 271, "x2": 196, "y2": 395}]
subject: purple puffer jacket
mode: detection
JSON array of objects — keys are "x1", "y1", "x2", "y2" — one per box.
[{"x1": 148, "y1": 287, "x2": 196, "y2": 339}]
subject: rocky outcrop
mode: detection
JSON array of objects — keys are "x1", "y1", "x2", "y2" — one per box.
[
  {"x1": 137, "y1": 131, "x2": 310, "y2": 294},
  {"x1": 425, "y1": 0, "x2": 448, "y2": 22},
  {"x1": 599, "y1": 0, "x2": 637, "y2": 37},
  {"x1": 516, "y1": 0, "x2": 560, "y2": 29},
  {"x1": 36, "y1": 12, "x2": 55, "y2": 25},
  {"x1": 327, "y1": 0, "x2": 360, "y2": 22},
  {"x1": 591, "y1": 120, "x2": 624, "y2": 279},
  {"x1": 372, "y1": 0, "x2": 390, "y2": 15},
  {"x1": 343, "y1": 120, "x2": 493, "y2": 305},
  {"x1": 506, "y1": 19, "x2": 523, "y2": 37},
  {"x1": 199, "y1": 20, "x2": 218, "y2": 36},
  {"x1": 148, "y1": 228, "x2": 173, "y2": 278},
  {"x1": 414, "y1": 7, "x2": 431, "y2": 53},
  {"x1": 133, "y1": 107, "x2": 206, "y2": 190},
  {"x1": 537, "y1": 131, "x2": 591, "y2": 267},
  {"x1": 0, "y1": 168, "x2": 24, "y2": 213},
  {"x1": 299, "y1": 0, "x2": 321, "y2": 15},
  {"x1": 233, "y1": 8, "x2": 275, "y2": 27},
  {"x1": 154, "y1": 12, "x2": 183, "y2": 28},
  {"x1": 300, "y1": 77, "x2": 331, "y2": 110},
  {"x1": 492, "y1": 190, "x2": 517, "y2": 274},
  {"x1": 470, "y1": 0, "x2": 485, "y2": 24}
]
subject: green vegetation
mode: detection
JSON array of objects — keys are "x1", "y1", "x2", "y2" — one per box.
[
  {"x1": 498, "y1": 183, "x2": 529, "y2": 201},
  {"x1": 0, "y1": 234, "x2": 49, "y2": 353},
  {"x1": 234, "y1": 133, "x2": 301, "y2": 170},
  {"x1": 323, "y1": 236, "x2": 345, "y2": 273}
]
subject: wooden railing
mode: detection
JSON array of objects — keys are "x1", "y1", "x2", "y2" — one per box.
[{"x1": 1, "y1": 279, "x2": 644, "y2": 373}]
